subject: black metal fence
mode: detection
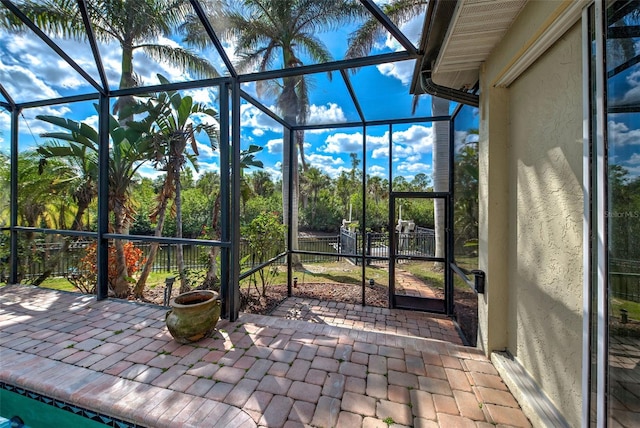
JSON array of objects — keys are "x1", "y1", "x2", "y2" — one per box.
[
  {"x1": 611, "y1": 258, "x2": 640, "y2": 303},
  {"x1": 7, "y1": 229, "x2": 440, "y2": 281},
  {"x1": 15, "y1": 235, "x2": 342, "y2": 279}
]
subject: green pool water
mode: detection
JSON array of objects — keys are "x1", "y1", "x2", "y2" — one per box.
[{"x1": 0, "y1": 389, "x2": 108, "y2": 428}]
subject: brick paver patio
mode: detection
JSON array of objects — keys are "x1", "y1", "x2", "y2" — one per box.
[
  {"x1": 0, "y1": 285, "x2": 530, "y2": 427},
  {"x1": 270, "y1": 297, "x2": 463, "y2": 344}
]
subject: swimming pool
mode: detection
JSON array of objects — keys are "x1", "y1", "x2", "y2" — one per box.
[{"x1": 0, "y1": 383, "x2": 140, "y2": 428}]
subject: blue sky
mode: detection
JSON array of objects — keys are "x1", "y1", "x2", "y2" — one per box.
[{"x1": 0, "y1": 2, "x2": 482, "y2": 185}]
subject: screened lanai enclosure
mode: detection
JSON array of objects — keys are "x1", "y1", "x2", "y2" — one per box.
[{"x1": 0, "y1": 0, "x2": 480, "y2": 342}]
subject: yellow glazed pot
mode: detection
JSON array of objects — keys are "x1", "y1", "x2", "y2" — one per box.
[{"x1": 165, "y1": 290, "x2": 220, "y2": 344}]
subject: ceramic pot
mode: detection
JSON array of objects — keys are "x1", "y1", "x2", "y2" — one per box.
[{"x1": 165, "y1": 290, "x2": 220, "y2": 344}]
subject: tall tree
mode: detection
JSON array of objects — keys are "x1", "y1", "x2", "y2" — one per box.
[
  {"x1": 37, "y1": 139, "x2": 98, "y2": 231},
  {"x1": 36, "y1": 111, "x2": 154, "y2": 296},
  {"x1": 188, "y1": 0, "x2": 362, "y2": 268},
  {"x1": 431, "y1": 97, "x2": 449, "y2": 266},
  {"x1": 3, "y1": 0, "x2": 220, "y2": 295},
  {"x1": 1, "y1": 0, "x2": 218, "y2": 93},
  {"x1": 346, "y1": 0, "x2": 427, "y2": 60},
  {"x1": 301, "y1": 166, "x2": 330, "y2": 225},
  {"x1": 346, "y1": 0, "x2": 449, "y2": 264},
  {"x1": 131, "y1": 75, "x2": 219, "y2": 297}
]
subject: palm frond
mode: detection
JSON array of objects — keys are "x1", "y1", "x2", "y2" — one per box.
[
  {"x1": 138, "y1": 44, "x2": 220, "y2": 79},
  {"x1": 294, "y1": 33, "x2": 332, "y2": 65},
  {"x1": 346, "y1": 0, "x2": 427, "y2": 60},
  {"x1": 1, "y1": 0, "x2": 86, "y2": 40}
]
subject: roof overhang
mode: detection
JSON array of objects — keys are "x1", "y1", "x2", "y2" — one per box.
[{"x1": 411, "y1": 0, "x2": 527, "y2": 97}]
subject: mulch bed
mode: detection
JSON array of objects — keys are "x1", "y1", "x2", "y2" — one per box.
[{"x1": 140, "y1": 281, "x2": 388, "y2": 313}]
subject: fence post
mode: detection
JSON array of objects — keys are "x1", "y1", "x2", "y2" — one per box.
[
  {"x1": 166, "y1": 244, "x2": 171, "y2": 272},
  {"x1": 366, "y1": 232, "x2": 372, "y2": 266}
]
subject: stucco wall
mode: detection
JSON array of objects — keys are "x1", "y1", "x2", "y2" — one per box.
[
  {"x1": 508, "y1": 22, "x2": 583, "y2": 426},
  {"x1": 478, "y1": 2, "x2": 584, "y2": 427}
]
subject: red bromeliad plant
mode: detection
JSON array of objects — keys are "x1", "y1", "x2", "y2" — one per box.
[{"x1": 67, "y1": 242, "x2": 145, "y2": 295}]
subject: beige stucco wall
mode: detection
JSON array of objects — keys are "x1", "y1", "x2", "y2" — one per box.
[{"x1": 478, "y1": 1, "x2": 584, "y2": 426}]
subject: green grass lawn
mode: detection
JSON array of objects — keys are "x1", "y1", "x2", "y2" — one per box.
[
  {"x1": 38, "y1": 271, "x2": 170, "y2": 293},
  {"x1": 241, "y1": 260, "x2": 376, "y2": 288},
  {"x1": 612, "y1": 297, "x2": 640, "y2": 322},
  {"x1": 31, "y1": 256, "x2": 477, "y2": 295}
]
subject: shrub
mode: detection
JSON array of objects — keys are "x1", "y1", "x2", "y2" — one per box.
[
  {"x1": 67, "y1": 242, "x2": 145, "y2": 294},
  {"x1": 241, "y1": 212, "x2": 285, "y2": 300}
]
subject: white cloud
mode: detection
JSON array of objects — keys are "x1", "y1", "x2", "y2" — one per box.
[
  {"x1": 266, "y1": 138, "x2": 283, "y2": 154},
  {"x1": 320, "y1": 125, "x2": 433, "y2": 161},
  {"x1": 241, "y1": 104, "x2": 282, "y2": 134},
  {"x1": 0, "y1": 110, "x2": 10, "y2": 147},
  {"x1": 307, "y1": 103, "x2": 347, "y2": 124},
  {"x1": 0, "y1": 62, "x2": 61, "y2": 101},
  {"x1": 374, "y1": 12, "x2": 422, "y2": 85},
  {"x1": 83, "y1": 114, "x2": 99, "y2": 130},
  {"x1": 398, "y1": 162, "x2": 431, "y2": 173},
  {"x1": 372, "y1": 147, "x2": 388, "y2": 159},
  {"x1": 319, "y1": 165, "x2": 350, "y2": 178},
  {"x1": 368, "y1": 125, "x2": 433, "y2": 160},
  {"x1": 187, "y1": 87, "x2": 218, "y2": 105},
  {"x1": 195, "y1": 161, "x2": 220, "y2": 178},
  {"x1": 376, "y1": 60, "x2": 415, "y2": 86},
  {"x1": 195, "y1": 141, "x2": 218, "y2": 159},
  {"x1": 306, "y1": 153, "x2": 345, "y2": 166},
  {"x1": 608, "y1": 120, "x2": 640, "y2": 146},
  {"x1": 323, "y1": 132, "x2": 363, "y2": 153},
  {"x1": 621, "y1": 69, "x2": 640, "y2": 104},
  {"x1": 368, "y1": 165, "x2": 386, "y2": 177},
  {"x1": 625, "y1": 153, "x2": 640, "y2": 165},
  {"x1": 265, "y1": 164, "x2": 282, "y2": 181},
  {"x1": 394, "y1": 125, "x2": 433, "y2": 150},
  {"x1": 306, "y1": 128, "x2": 332, "y2": 135}
]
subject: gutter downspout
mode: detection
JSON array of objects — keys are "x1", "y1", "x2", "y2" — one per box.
[
  {"x1": 420, "y1": 71, "x2": 479, "y2": 108},
  {"x1": 415, "y1": 0, "x2": 479, "y2": 108}
]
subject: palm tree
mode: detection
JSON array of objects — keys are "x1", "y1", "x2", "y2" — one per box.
[
  {"x1": 345, "y1": 0, "x2": 427, "y2": 60},
  {"x1": 132, "y1": 74, "x2": 219, "y2": 297},
  {"x1": 249, "y1": 170, "x2": 275, "y2": 197},
  {"x1": 301, "y1": 166, "x2": 330, "y2": 225},
  {"x1": 191, "y1": 0, "x2": 363, "y2": 268},
  {"x1": 37, "y1": 111, "x2": 154, "y2": 296},
  {"x1": 1, "y1": 0, "x2": 218, "y2": 95},
  {"x1": 346, "y1": 0, "x2": 449, "y2": 264},
  {"x1": 37, "y1": 139, "x2": 98, "y2": 231},
  {"x1": 3, "y1": 151, "x2": 73, "y2": 282},
  {"x1": 202, "y1": 145, "x2": 264, "y2": 289},
  {"x1": 4, "y1": 0, "x2": 220, "y2": 294},
  {"x1": 367, "y1": 175, "x2": 386, "y2": 205},
  {"x1": 431, "y1": 97, "x2": 449, "y2": 266}
]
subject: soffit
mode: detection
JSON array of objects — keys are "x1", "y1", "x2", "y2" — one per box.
[{"x1": 431, "y1": 0, "x2": 527, "y2": 90}]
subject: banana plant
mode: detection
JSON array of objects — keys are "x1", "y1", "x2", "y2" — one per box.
[
  {"x1": 37, "y1": 108, "x2": 153, "y2": 297},
  {"x1": 130, "y1": 74, "x2": 219, "y2": 296}
]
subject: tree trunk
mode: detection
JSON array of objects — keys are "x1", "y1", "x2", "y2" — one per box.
[
  {"x1": 204, "y1": 192, "x2": 221, "y2": 288},
  {"x1": 278, "y1": 78, "x2": 304, "y2": 270},
  {"x1": 283, "y1": 127, "x2": 302, "y2": 269},
  {"x1": 133, "y1": 190, "x2": 171, "y2": 298},
  {"x1": 175, "y1": 173, "x2": 188, "y2": 293},
  {"x1": 32, "y1": 192, "x2": 93, "y2": 286},
  {"x1": 432, "y1": 97, "x2": 450, "y2": 270},
  {"x1": 112, "y1": 199, "x2": 131, "y2": 297},
  {"x1": 114, "y1": 42, "x2": 136, "y2": 121}
]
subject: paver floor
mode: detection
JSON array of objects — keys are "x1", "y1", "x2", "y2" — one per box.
[
  {"x1": 0, "y1": 285, "x2": 530, "y2": 427},
  {"x1": 270, "y1": 297, "x2": 463, "y2": 344}
]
